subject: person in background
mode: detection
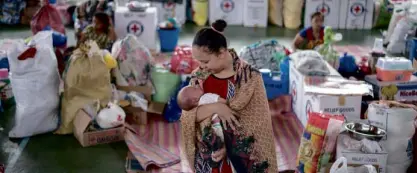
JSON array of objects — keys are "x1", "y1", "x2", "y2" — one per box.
[
  {"x1": 180, "y1": 19, "x2": 278, "y2": 173},
  {"x1": 78, "y1": 12, "x2": 116, "y2": 50},
  {"x1": 292, "y1": 12, "x2": 325, "y2": 50}
]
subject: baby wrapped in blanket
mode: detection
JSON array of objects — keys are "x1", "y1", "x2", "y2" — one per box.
[{"x1": 177, "y1": 85, "x2": 227, "y2": 168}]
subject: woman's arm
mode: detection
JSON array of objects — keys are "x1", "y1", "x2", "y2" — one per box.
[
  {"x1": 292, "y1": 33, "x2": 305, "y2": 51},
  {"x1": 196, "y1": 103, "x2": 231, "y2": 122}
]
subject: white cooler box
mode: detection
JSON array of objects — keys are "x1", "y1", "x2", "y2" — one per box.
[
  {"x1": 114, "y1": 4, "x2": 158, "y2": 50},
  {"x1": 339, "y1": 0, "x2": 374, "y2": 29},
  {"x1": 289, "y1": 61, "x2": 372, "y2": 126},
  {"x1": 243, "y1": 0, "x2": 268, "y2": 27},
  {"x1": 152, "y1": 1, "x2": 186, "y2": 24},
  {"x1": 304, "y1": 0, "x2": 340, "y2": 28},
  {"x1": 209, "y1": 0, "x2": 243, "y2": 25}
]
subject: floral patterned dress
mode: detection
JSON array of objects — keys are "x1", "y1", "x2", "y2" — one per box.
[{"x1": 182, "y1": 49, "x2": 277, "y2": 173}]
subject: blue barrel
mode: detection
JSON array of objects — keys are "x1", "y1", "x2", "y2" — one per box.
[
  {"x1": 158, "y1": 27, "x2": 180, "y2": 52},
  {"x1": 49, "y1": 0, "x2": 56, "y2": 4}
]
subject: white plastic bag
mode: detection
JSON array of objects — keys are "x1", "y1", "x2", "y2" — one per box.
[
  {"x1": 387, "y1": 18, "x2": 413, "y2": 54},
  {"x1": 96, "y1": 102, "x2": 126, "y2": 129},
  {"x1": 367, "y1": 101, "x2": 416, "y2": 173},
  {"x1": 7, "y1": 32, "x2": 60, "y2": 138},
  {"x1": 330, "y1": 157, "x2": 348, "y2": 173}
]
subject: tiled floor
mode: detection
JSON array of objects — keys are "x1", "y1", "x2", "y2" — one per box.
[{"x1": 0, "y1": 23, "x2": 380, "y2": 173}]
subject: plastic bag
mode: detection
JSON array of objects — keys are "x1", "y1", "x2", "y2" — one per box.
[
  {"x1": 111, "y1": 35, "x2": 155, "y2": 86},
  {"x1": 330, "y1": 157, "x2": 348, "y2": 173},
  {"x1": 7, "y1": 36, "x2": 60, "y2": 138},
  {"x1": 96, "y1": 102, "x2": 126, "y2": 129},
  {"x1": 57, "y1": 41, "x2": 112, "y2": 134},
  {"x1": 239, "y1": 40, "x2": 288, "y2": 71},
  {"x1": 367, "y1": 101, "x2": 416, "y2": 173},
  {"x1": 283, "y1": 0, "x2": 303, "y2": 29},
  {"x1": 297, "y1": 112, "x2": 345, "y2": 173},
  {"x1": 192, "y1": 0, "x2": 208, "y2": 26},
  {"x1": 169, "y1": 45, "x2": 199, "y2": 74},
  {"x1": 163, "y1": 77, "x2": 190, "y2": 122},
  {"x1": 31, "y1": 2, "x2": 66, "y2": 35},
  {"x1": 387, "y1": 18, "x2": 412, "y2": 54}
]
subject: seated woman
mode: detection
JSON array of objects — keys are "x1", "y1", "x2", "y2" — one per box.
[
  {"x1": 292, "y1": 12, "x2": 325, "y2": 50},
  {"x1": 180, "y1": 19, "x2": 278, "y2": 173},
  {"x1": 78, "y1": 12, "x2": 116, "y2": 50}
]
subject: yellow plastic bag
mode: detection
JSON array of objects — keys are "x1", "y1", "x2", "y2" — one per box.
[
  {"x1": 269, "y1": 0, "x2": 284, "y2": 27},
  {"x1": 192, "y1": 0, "x2": 208, "y2": 26},
  {"x1": 56, "y1": 41, "x2": 112, "y2": 134}
]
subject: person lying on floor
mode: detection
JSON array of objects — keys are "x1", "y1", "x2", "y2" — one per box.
[
  {"x1": 292, "y1": 12, "x2": 325, "y2": 51},
  {"x1": 78, "y1": 12, "x2": 116, "y2": 50},
  {"x1": 180, "y1": 19, "x2": 278, "y2": 173}
]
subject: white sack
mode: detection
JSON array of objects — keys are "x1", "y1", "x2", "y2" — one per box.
[
  {"x1": 387, "y1": 18, "x2": 413, "y2": 54},
  {"x1": 7, "y1": 31, "x2": 60, "y2": 138},
  {"x1": 367, "y1": 102, "x2": 416, "y2": 173}
]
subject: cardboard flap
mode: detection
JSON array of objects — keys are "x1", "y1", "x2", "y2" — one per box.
[
  {"x1": 73, "y1": 109, "x2": 93, "y2": 137},
  {"x1": 116, "y1": 82, "x2": 153, "y2": 100}
]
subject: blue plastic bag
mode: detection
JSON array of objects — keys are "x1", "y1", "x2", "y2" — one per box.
[
  {"x1": 0, "y1": 58, "x2": 9, "y2": 71},
  {"x1": 43, "y1": 26, "x2": 67, "y2": 47},
  {"x1": 163, "y1": 77, "x2": 190, "y2": 122}
]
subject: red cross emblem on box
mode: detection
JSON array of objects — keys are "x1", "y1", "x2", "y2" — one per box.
[
  {"x1": 350, "y1": 3, "x2": 365, "y2": 16},
  {"x1": 220, "y1": 0, "x2": 234, "y2": 13},
  {"x1": 316, "y1": 3, "x2": 330, "y2": 16},
  {"x1": 163, "y1": 2, "x2": 175, "y2": 10},
  {"x1": 127, "y1": 21, "x2": 144, "y2": 36}
]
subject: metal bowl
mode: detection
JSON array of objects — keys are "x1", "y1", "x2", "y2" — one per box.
[{"x1": 344, "y1": 122, "x2": 386, "y2": 141}]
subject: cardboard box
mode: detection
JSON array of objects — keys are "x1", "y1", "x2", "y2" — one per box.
[
  {"x1": 365, "y1": 75, "x2": 417, "y2": 104},
  {"x1": 151, "y1": 1, "x2": 186, "y2": 24},
  {"x1": 339, "y1": 0, "x2": 374, "y2": 29},
  {"x1": 243, "y1": 0, "x2": 268, "y2": 27},
  {"x1": 336, "y1": 133, "x2": 388, "y2": 173},
  {"x1": 304, "y1": 0, "x2": 340, "y2": 28},
  {"x1": 116, "y1": 84, "x2": 166, "y2": 125},
  {"x1": 114, "y1": 3, "x2": 158, "y2": 50},
  {"x1": 73, "y1": 105, "x2": 125, "y2": 147},
  {"x1": 209, "y1": 0, "x2": 243, "y2": 25},
  {"x1": 289, "y1": 61, "x2": 371, "y2": 126}
]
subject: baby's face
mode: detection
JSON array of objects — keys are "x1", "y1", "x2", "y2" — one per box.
[{"x1": 187, "y1": 86, "x2": 204, "y2": 100}]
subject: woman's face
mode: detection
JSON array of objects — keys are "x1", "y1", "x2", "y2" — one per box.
[
  {"x1": 92, "y1": 17, "x2": 104, "y2": 29},
  {"x1": 192, "y1": 46, "x2": 228, "y2": 74},
  {"x1": 311, "y1": 16, "x2": 324, "y2": 29}
]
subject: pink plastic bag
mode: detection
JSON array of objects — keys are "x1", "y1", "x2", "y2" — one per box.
[
  {"x1": 31, "y1": 2, "x2": 65, "y2": 35},
  {"x1": 169, "y1": 45, "x2": 200, "y2": 74}
]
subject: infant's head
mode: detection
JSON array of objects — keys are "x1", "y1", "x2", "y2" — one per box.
[{"x1": 177, "y1": 86, "x2": 204, "y2": 111}]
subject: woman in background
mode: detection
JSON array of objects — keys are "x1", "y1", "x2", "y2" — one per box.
[
  {"x1": 292, "y1": 12, "x2": 325, "y2": 50},
  {"x1": 78, "y1": 12, "x2": 116, "y2": 50}
]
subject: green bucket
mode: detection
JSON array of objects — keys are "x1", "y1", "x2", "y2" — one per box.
[{"x1": 151, "y1": 67, "x2": 181, "y2": 103}]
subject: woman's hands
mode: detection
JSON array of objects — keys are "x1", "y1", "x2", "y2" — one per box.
[
  {"x1": 196, "y1": 103, "x2": 240, "y2": 130},
  {"x1": 212, "y1": 146, "x2": 226, "y2": 162}
]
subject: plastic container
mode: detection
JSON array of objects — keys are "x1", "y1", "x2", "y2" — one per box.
[
  {"x1": 376, "y1": 57, "x2": 413, "y2": 82},
  {"x1": 407, "y1": 38, "x2": 417, "y2": 61},
  {"x1": 260, "y1": 69, "x2": 289, "y2": 100},
  {"x1": 151, "y1": 67, "x2": 181, "y2": 103},
  {"x1": 158, "y1": 27, "x2": 180, "y2": 52}
]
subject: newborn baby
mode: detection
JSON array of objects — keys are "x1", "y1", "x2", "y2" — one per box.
[{"x1": 177, "y1": 86, "x2": 226, "y2": 163}]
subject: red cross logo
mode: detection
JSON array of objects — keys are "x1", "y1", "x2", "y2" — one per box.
[
  {"x1": 127, "y1": 21, "x2": 144, "y2": 36},
  {"x1": 350, "y1": 3, "x2": 364, "y2": 16},
  {"x1": 117, "y1": 115, "x2": 123, "y2": 121},
  {"x1": 316, "y1": 4, "x2": 330, "y2": 16},
  {"x1": 164, "y1": 2, "x2": 175, "y2": 10},
  {"x1": 220, "y1": 0, "x2": 234, "y2": 13}
]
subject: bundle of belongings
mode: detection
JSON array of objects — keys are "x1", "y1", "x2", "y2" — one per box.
[
  {"x1": 111, "y1": 34, "x2": 155, "y2": 87},
  {"x1": 290, "y1": 50, "x2": 330, "y2": 76},
  {"x1": 239, "y1": 39, "x2": 289, "y2": 71},
  {"x1": 57, "y1": 41, "x2": 114, "y2": 134},
  {"x1": 6, "y1": 31, "x2": 60, "y2": 138}
]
